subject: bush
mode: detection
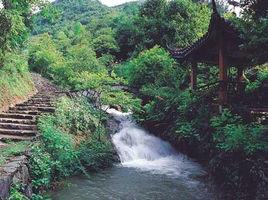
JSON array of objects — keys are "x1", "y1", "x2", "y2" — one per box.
[
  {"x1": 30, "y1": 144, "x2": 53, "y2": 193},
  {"x1": 246, "y1": 64, "x2": 268, "y2": 92},
  {"x1": 0, "y1": 52, "x2": 35, "y2": 110},
  {"x1": 38, "y1": 114, "x2": 78, "y2": 178},
  {"x1": 79, "y1": 126, "x2": 116, "y2": 171},
  {"x1": 123, "y1": 46, "x2": 176, "y2": 89},
  {"x1": 8, "y1": 184, "x2": 29, "y2": 200},
  {"x1": 28, "y1": 33, "x2": 65, "y2": 76},
  {"x1": 53, "y1": 97, "x2": 100, "y2": 135},
  {"x1": 211, "y1": 109, "x2": 267, "y2": 155},
  {"x1": 30, "y1": 97, "x2": 116, "y2": 197}
]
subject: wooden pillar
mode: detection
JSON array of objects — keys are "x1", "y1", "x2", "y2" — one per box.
[
  {"x1": 237, "y1": 67, "x2": 243, "y2": 81},
  {"x1": 191, "y1": 61, "x2": 197, "y2": 90},
  {"x1": 218, "y1": 41, "x2": 228, "y2": 110},
  {"x1": 237, "y1": 67, "x2": 244, "y2": 94}
]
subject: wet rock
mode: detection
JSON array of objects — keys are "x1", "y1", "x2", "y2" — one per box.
[
  {"x1": 0, "y1": 175, "x2": 11, "y2": 200},
  {"x1": 0, "y1": 155, "x2": 32, "y2": 200},
  {"x1": 106, "y1": 116, "x2": 120, "y2": 135}
]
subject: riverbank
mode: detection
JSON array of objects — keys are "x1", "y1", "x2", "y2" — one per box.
[
  {"x1": 0, "y1": 72, "x2": 119, "y2": 199},
  {"x1": 140, "y1": 112, "x2": 268, "y2": 200},
  {"x1": 51, "y1": 108, "x2": 220, "y2": 200}
]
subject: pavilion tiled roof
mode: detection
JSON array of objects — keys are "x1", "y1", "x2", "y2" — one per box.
[{"x1": 168, "y1": 0, "x2": 244, "y2": 63}]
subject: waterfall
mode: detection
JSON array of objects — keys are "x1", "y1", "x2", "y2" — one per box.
[
  {"x1": 106, "y1": 108, "x2": 205, "y2": 180},
  {"x1": 52, "y1": 108, "x2": 217, "y2": 200}
]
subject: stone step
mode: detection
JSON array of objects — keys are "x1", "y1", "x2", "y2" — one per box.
[
  {"x1": 26, "y1": 100, "x2": 52, "y2": 105},
  {"x1": 0, "y1": 134, "x2": 35, "y2": 142},
  {"x1": 0, "y1": 118, "x2": 35, "y2": 125},
  {"x1": 17, "y1": 103, "x2": 52, "y2": 107},
  {"x1": 9, "y1": 106, "x2": 55, "y2": 112},
  {"x1": 7, "y1": 110, "x2": 40, "y2": 115},
  {"x1": 30, "y1": 96, "x2": 52, "y2": 100},
  {"x1": 0, "y1": 113, "x2": 36, "y2": 120},
  {"x1": 28, "y1": 97, "x2": 52, "y2": 101},
  {"x1": 0, "y1": 128, "x2": 37, "y2": 137},
  {"x1": 0, "y1": 123, "x2": 37, "y2": 130}
]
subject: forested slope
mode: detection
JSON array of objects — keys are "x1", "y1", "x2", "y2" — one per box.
[
  {"x1": 32, "y1": 0, "x2": 141, "y2": 35},
  {"x1": 1, "y1": 0, "x2": 267, "y2": 199},
  {"x1": 30, "y1": 1, "x2": 268, "y2": 199}
]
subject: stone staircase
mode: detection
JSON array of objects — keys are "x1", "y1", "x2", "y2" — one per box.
[{"x1": 0, "y1": 92, "x2": 57, "y2": 143}]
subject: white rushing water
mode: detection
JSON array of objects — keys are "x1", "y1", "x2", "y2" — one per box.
[
  {"x1": 107, "y1": 108, "x2": 205, "y2": 182},
  {"x1": 52, "y1": 108, "x2": 217, "y2": 200}
]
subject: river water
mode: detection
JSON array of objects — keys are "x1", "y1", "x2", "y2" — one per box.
[{"x1": 51, "y1": 109, "x2": 217, "y2": 200}]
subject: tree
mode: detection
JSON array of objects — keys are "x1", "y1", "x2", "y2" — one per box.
[
  {"x1": 114, "y1": 0, "x2": 210, "y2": 59},
  {"x1": 0, "y1": 0, "x2": 49, "y2": 66},
  {"x1": 92, "y1": 28, "x2": 119, "y2": 57},
  {"x1": 29, "y1": 33, "x2": 65, "y2": 76},
  {"x1": 232, "y1": 0, "x2": 268, "y2": 63},
  {"x1": 123, "y1": 46, "x2": 178, "y2": 89}
]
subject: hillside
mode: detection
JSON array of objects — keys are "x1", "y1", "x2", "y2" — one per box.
[
  {"x1": 32, "y1": 0, "x2": 110, "y2": 34},
  {"x1": 32, "y1": 0, "x2": 141, "y2": 35}
]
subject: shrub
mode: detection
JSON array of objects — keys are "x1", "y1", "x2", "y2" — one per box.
[
  {"x1": 211, "y1": 109, "x2": 267, "y2": 155},
  {"x1": 28, "y1": 33, "x2": 65, "y2": 76},
  {"x1": 123, "y1": 46, "x2": 176, "y2": 89},
  {"x1": 8, "y1": 184, "x2": 29, "y2": 200},
  {"x1": 79, "y1": 126, "x2": 116, "y2": 171},
  {"x1": 38, "y1": 114, "x2": 78, "y2": 178},
  {"x1": 29, "y1": 144, "x2": 53, "y2": 193},
  {"x1": 53, "y1": 97, "x2": 99, "y2": 135},
  {"x1": 31, "y1": 96, "x2": 116, "y2": 196},
  {"x1": 0, "y1": 52, "x2": 35, "y2": 110},
  {"x1": 246, "y1": 64, "x2": 268, "y2": 92}
]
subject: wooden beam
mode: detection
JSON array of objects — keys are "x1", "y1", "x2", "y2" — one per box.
[
  {"x1": 219, "y1": 41, "x2": 228, "y2": 107},
  {"x1": 191, "y1": 62, "x2": 197, "y2": 90}
]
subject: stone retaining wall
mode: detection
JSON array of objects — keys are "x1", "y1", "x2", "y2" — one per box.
[{"x1": 0, "y1": 155, "x2": 32, "y2": 200}]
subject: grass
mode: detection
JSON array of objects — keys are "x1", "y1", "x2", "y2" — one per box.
[
  {"x1": 0, "y1": 141, "x2": 30, "y2": 165},
  {"x1": 0, "y1": 52, "x2": 35, "y2": 111}
]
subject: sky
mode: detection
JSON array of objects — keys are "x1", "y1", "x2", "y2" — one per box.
[
  {"x1": 99, "y1": 0, "x2": 137, "y2": 7},
  {"x1": 47, "y1": 0, "x2": 137, "y2": 7}
]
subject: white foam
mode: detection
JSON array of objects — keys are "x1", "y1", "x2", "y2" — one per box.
[{"x1": 107, "y1": 108, "x2": 205, "y2": 182}]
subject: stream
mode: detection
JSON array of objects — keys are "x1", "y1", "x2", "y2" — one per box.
[{"x1": 51, "y1": 109, "x2": 218, "y2": 200}]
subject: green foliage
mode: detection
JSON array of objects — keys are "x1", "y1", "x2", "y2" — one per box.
[
  {"x1": 53, "y1": 97, "x2": 100, "y2": 135},
  {"x1": 113, "y1": 0, "x2": 210, "y2": 58},
  {"x1": 92, "y1": 28, "x2": 119, "y2": 57},
  {"x1": 227, "y1": 0, "x2": 268, "y2": 64},
  {"x1": 28, "y1": 33, "x2": 65, "y2": 76},
  {"x1": 29, "y1": 20, "x2": 140, "y2": 111},
  {"x1": 30, "y1": 144, "x2": 53, "y2": 193},
  {"x1": 66, "y1": 43, "x2": 104, "y2": 74},
  {"x1": 30, "y1": 97, "x2": 116, "y2": 196},
  {"x1": 0, "y1": 52, "x2": 35, "y2": 109},
  {"x1": 123, "y1": 46, "x2": 177, "y2": 89},
  {"x1": 0, "y1": 0, "x2": 48, "y2": 65},
  {"x1": 175, "y1": 121, "x2": 197, "y2": 139},
  {"x1": 246, "y1": 64, "x2": 268, "y2": 92},
  {"x1": 38, "y1": 114, "x2": 78, "y2": 178},
  {"x1": 32, "y1": 0, "x2": 110, "y2": 35},
  {"x1": 0, "y1": 141, "x2": 29, "y2": 165},
  {"x1": 9, "y1": 184, "x2": 29, "y2": 200},
  {"x1": 40, "y1": 4, "x2": 60, "y2": 24},
  {"x1": 79, "y1": 126, "x2": 116, "y2": 171},
  {"x1": 211, "y1": 109, "x2": 267, "y2": 155}
]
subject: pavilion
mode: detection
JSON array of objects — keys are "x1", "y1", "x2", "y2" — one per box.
[{"x1": 168, "y1": 0, "x2": 250, "y2": 109}]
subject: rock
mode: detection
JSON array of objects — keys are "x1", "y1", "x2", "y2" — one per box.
[
  {"x1": 110, "y1": 105, "x2": 122, "y2": 112},
  {"x1": 0, "y1": 176, "x2": 11, "y2": 200},
  {"x1": 0, "y1": 155, "x2": 32, "y2": 200}
]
